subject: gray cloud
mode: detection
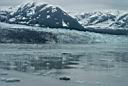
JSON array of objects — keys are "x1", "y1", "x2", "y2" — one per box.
[{"x1": 0, "y1": 0, "x2": 128, "y2": 12}]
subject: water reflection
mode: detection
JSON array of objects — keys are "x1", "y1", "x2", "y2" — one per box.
[
  {"x1": 0, "y1": 53, "x2": 82, "y2": 72},
  {"x1": 0, "y1": 44, "x2": 128, "y2": 77},
  {"x1": 81, "y1": 50, "x2": 128, "y2": 71}
]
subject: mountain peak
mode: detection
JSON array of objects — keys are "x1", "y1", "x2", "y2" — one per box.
[{"x1": 0, "y1": 2, "x2": 83, "y2": 30}]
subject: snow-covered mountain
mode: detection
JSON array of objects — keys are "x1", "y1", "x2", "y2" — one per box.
[
  {"x1": 0, "y1": 2, "x2": 83, "y2": 30},
  {"x1": 111, "y1": 12, "x2": 128, "y2": 28},
  {"x1": 0, "y1": 2, "x2": 128, "y2": 35},
  {"x1": 75, "y1": 11, "x2": 128, "y2": 29},
  {"x1": 75, "y1": 11, "x2": 116, "y2": 28},
  {"x1": 75, "y1": 11, "x2": 128, "y2": 35}
]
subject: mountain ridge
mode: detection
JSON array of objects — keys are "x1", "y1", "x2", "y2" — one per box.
[
  {"x1": 0, "y1": 2, "x2": 83, "y2": 30},
  {"x1": 0, "y1": 2, "x2": 128, "y2": 35}
]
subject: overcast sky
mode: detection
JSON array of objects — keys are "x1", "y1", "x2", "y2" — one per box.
[{"x1": 0, "y1": 0, "x2": 128, "y2": 12}]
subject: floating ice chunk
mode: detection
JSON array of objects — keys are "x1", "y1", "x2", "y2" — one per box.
[
  {"x1": 75, "y1": 80, "x2": 85, "y2": 84},
  {"x1": 4, "y1": 78, "x2": 21, "y2": 82},
  {"x1": 0, "y1": 77, "x2": 6, "y2": 81},
  {"x1": 99, "y1": 59, "x2": 114, "y2": 62},
  {"x1": 59, "y1": 76, "x2": 71, "y2": 81},
  {"x1": 32, "y1": 72, "x2": 42, "y2": 75},
  {"x1": 0, "y1": 72, "x2": 8, "y2": 75}
]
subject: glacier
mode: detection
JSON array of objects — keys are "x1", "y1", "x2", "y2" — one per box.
[{"x1": 0, "y1": 22, "x2": 128, "y2": 44}]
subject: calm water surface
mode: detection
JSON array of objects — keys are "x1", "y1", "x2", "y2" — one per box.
[{"x1": 0, "y1": 43, "x2": 128, "y2": 86}]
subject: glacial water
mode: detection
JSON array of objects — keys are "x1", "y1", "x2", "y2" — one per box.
[{"x1": 0, "y1": 43, "x2": 128, "y2": 86}]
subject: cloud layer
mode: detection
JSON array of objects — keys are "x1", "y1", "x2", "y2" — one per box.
[{"x1": 0, "y1": 0, "x2": 128, "y2": 12}]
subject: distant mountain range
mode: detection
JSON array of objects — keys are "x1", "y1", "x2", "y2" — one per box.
[
  {"x1": 0, "y1": 2, "x2": 128, "y2": 36},
  {"x1": 75, "y1": 11, "x2": 128, "y2": 28},
  {"x1": 75, "y1": 11, "x2": 128, "y2": 35}
]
